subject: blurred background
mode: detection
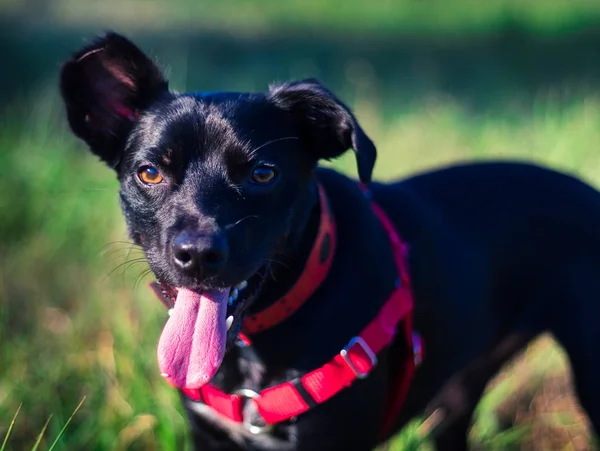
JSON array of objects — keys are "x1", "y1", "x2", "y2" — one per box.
[{"x1": 1, "y1": 0, "x2": 600, "y2": 449}]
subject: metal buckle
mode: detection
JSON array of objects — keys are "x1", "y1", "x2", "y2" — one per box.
[
  {"x1": 233, "y1": 389, "x2": 273, "y2": 435},
  {"x1": 340, "y1": 336, "x2": 377, "y2": 379}
]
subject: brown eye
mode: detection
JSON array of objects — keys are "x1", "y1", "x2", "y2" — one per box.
[
  {"x1": 250, "y1": 166, "x2": 277, "y2": 185},
  {"x1": 138, "y1": 166, "x2": 164, "y2": 185}
]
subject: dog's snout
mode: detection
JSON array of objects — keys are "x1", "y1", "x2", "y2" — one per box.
[{"x1": 172, "y1": 230, "x2": 229, "y2": 276}]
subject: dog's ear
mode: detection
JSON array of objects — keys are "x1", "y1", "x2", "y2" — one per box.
[
  {"x1": 60, "y1": 32, "x2": 168, "y2": 169},
  {"x1": 268, "y1": 78, "x2": 376, "y2": 184}
]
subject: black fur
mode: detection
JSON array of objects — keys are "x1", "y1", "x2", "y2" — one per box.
[{"x1": 60, "y1": 33, "x2": 600, "y2": 450}]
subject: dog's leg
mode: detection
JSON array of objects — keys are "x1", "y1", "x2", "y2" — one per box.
[
  {"x1": 421, "y1": 374, "x2": 484, "y2": 451},
  {"x1": 551, "y1": 259, "x2": 600, "y2": 442},
  {"x1": 567, "y1": 352, "x2": 600, "y2": 442},
  {"x1": 557, "y1": 330, "x2": 600, "y2": 437},
  {"x1": 423, "y1": 332, "x2": 534, "y2": 451}
]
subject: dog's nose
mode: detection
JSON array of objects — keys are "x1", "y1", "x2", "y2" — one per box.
[{"x1": 172, "y1": 230, "x2": 229, "y2": 276}]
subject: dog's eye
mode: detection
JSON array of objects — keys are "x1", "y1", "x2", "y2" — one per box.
[
  {"x1": 250, "y1": 166, "x2": 277, "y2": 185},
  {"x1": 137, "y1": 166, "x2": 164, "y2": 185}
]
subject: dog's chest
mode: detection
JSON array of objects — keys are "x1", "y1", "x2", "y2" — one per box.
[{"x1": 186, "y1": 346, "x2": 297, "y2": 449}]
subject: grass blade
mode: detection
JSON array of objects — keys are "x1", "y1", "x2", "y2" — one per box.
[
  {"x1": 1, "y1": 403, "x2": 22, "y2": 451},
  {"x1": 47, "y1": 396, "x2": 86, "y2": 451},
  {"x1": 31, "y1": 415, "x2": 53, "y2": 451}
]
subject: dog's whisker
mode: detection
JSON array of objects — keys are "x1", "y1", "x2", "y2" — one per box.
[
  {"x1": 109, "y1": 257, "x2": 148, "y2": 271},
  {"x1": 133, "y1": 268, "x2": 154, "y2": 291},
  {"x1": 100, "y1": 240, "x2": 142, "y2": 251},
  {"x1": 101, "y1": 246, "x2": 144, "y2": 256},
  {"x1": 102, "y1": 258, "x2": 149, "y2": 283},
  {"x1": 124, "y1": 241, "x2": 138, "y2": 266},
  {"x1": 263, "y1": 258, "x2": 290, "y2": 271},
  {"x1": 247, "y1": 136, "x2": 299, "y2": 159},
  {"x1": 225, "y1": 215, "x2": 259, "y2": 230},
  {"x1": 101, "y1": 247, "x2": 145, "y2": 261},
  {"x1": 104, "y1": 240, "x2": 141, "y2": 246},
  {"x1": 268, "y1": 265, "x2": 277, "y2": 281},
  {"x1": 123, "y1": 259, "x2": 150, "y2": 274},
  {"x1": 99, "y1": 241, "x2": 144, "y2": 258}
]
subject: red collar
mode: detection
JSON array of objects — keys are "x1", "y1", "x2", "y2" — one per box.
[
  {"x1": 157, "y1": 184, "x2": 424, "y2": 438},
  {"x1": 242, "y1": 183, "x2": 336, "y2": 334}
]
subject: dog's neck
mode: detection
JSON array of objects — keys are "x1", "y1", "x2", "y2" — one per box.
[
  {"x1": 215, "y1": 170, "x2": 399, "y2": 392},
  {"x1": 245, "y1": 182, "x2": 323, "y2": 318}
]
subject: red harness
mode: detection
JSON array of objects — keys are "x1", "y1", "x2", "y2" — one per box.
[{"x1": 152, "y1": 183, "x2": 423, "y2": 436}]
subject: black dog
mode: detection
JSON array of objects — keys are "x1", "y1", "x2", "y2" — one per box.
[{"x1": 59, "y1": 32, "x2": 600, "y2": 451}]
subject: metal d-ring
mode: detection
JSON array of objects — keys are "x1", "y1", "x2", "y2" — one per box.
[{"x1": 233, "y1": 388, "x2": 273, "y2": 435}]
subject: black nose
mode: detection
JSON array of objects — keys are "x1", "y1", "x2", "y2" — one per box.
[{"x1": 172, "y1": 230, "x2": 229, "y2": 276}]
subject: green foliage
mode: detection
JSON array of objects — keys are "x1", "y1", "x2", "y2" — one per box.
[{"x1": 5, "y1": 0, "x2": 600, "y2": 36}]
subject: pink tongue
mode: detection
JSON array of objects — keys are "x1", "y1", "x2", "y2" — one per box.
[{"x1": 157, "y1": 287, "x2": 229, "y2": 389}]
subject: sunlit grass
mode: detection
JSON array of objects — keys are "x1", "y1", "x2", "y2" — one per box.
[{"x1": 1, "y1": 405, "x2": 21, "y2": 451}]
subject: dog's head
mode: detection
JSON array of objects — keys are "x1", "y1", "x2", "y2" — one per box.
[{"x1": 60, "y1": 32, "x2": 376, "y2": 388}]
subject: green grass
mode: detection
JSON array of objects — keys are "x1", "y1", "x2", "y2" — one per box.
[
  {"x1": 5, "y1": 0, "x2": 600, "y2": 36},
  {"x1": 1, "y1": 82, "x2": 599, "y2": 450}
]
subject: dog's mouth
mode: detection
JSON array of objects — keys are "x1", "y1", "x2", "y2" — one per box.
[{"x1": 151, "y1": 273, "x2": 264, "y2": 390}]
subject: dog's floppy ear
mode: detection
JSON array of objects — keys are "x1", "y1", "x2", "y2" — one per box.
[
  {"x1": 268, "y1": 78, "x2": 376, "y2": 184},
  {"x1": 60, "y1": 32, "x2": 168, "y2": 169}
]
